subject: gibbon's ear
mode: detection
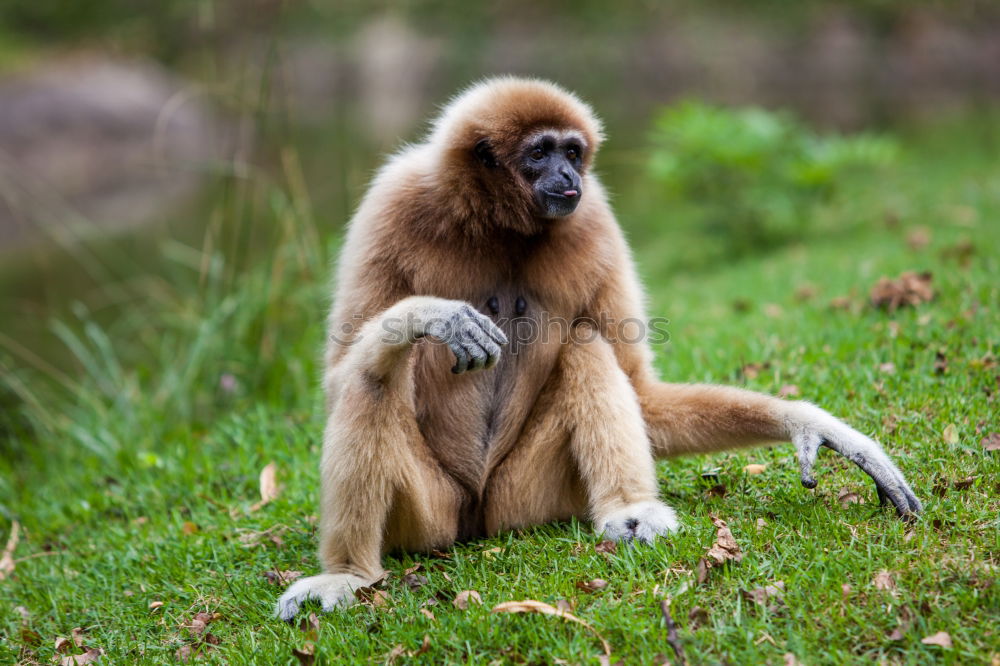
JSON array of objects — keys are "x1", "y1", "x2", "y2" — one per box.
[{"x1": 474, "y1": 138, "x2": 498, "y2": 168}]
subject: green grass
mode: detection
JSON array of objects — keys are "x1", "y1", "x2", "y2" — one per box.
[{"x1": 1, "y1": 117, "x2": 998, "y2": 664}]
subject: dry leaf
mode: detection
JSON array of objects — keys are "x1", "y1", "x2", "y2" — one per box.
[
  {"x1": 453, "y1": 590, "x2": 482, "y2": 609},
  {"x1": 705, "y1": 483, "x2": 727, "y2": 499},
  {"x1": 555, "y1": 599, "x2": 573, "y2": 613},
  {"x1": 403, "y1": 573, "x2": 429, "y2": 590},
  {"x1": 888, "y1": 605, "x2": 913, "y2": 641},
  {"x1": 355, "y1": 587, "x2": 389, "y2": 607},
  {"x1": 906, "y1": 227, "x2": 931, "y2": 250},
  {"x1": 742, "y1": 363, "x2": 766, "y2": 380},
  {"x1": 250, "y1": 462, "x2": 281, "y2": 512},
  {"x1": 841, "y1": 583, "x2": 852, "y2": 598},
  {"x1": 71, "y1": 627, "x2": 85, "y2": 648},
  {"x1": 594, "y1": 540, "x2": 617, "y2": 555},
  {"x1": 292, "y1": 641, "x2": 316, "y2": 666},
  {"x1": 829, "y1": 295, "x2": 853, "y2": 310},
  {"x1": 402, "y1": 563, "x2": 422, "y2": 576},
  {"x1": 0, "y1": 520, "x2": 20, "y2": 581},
  {"x1": 778, "y1": 384, "x2": 799, "y2": 398},
  {"x1": 419, "y1": 608, "x2": 436, "y2": 621},
  {"x1": 870, "y1": 271, "x2": 934, "y2": 311},
  {"x1": 55, "y1": 636, "x2": 72, "y2": 653},
  {"x1": 982, "y1": 433, "x2": 1000, "y2": 452},
  {"x1": 953, "y1": 476, "x2": 976, "y2": 490},
  {"x1": 60, "y1": 648, "x2": 103, "y2": 665},
  {"x1": 873, "y1": 571, "x2": 896, "y2": 591},
  {"x1": 696, "y1": 558, "x2": 709, "y2": 585},
  {"x1": 879, "y1": 362, "x2": 897, "y2": 374},
  {"x1": 743, "y1": 581, "x2": 785, "y2": 605},
  {"x1": 933, "y1": 350, "x2": 948, "y2": 374},
  {"x1": 943, "y1": 424, "x2": 960, "y2": 445},
  {"x1": 837, "y1": 488, "x2": 864, "y2": 507},
  {"x1": 181, "y1": 521, "x2": 199, "y2": 535},
  {"x1": 492, "y1": 600, "x2": 610, "y2": 656},
  {"x1": 794, "y1": 284, "x2": 817, "y2": 301},
  {"x1": 298, "y1": 612, "x2": 320, "y2": 634},
  {"x1": 921, "y1": 631, "x2": 953, "y2": 648},
  {"x1": 688, "y1": 605, "x2": 708, "y2": 630},
  {"x1": 149, "y1": 600, "x2": 164, "y2": 610},
  {"x1": 756, "y1": 518, "x2": 768, "y2": 532},
  {"x1": 263, "y1": 570, "x2": 302, "y2": 587},
  {"x1": 483, "y1": 547, "x2": 503, "y2": 558},
  {"x1": 705, "y1": 517, "x2": 743, "y2": 565},
  {"x1": 744, "y1": 463, "x2": 767, "y2": 475},
  {"x1": 576, "y1": 579, "x2": 608, "y2": 593}
]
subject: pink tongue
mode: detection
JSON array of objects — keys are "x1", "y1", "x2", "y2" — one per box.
[{"x1": 563, "y1": 189, "x2": 579, "y2": 197}]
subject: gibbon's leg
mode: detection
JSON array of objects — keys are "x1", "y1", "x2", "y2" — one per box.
[
  {"x1": 486, "y1": 323, "x2": 678, "y2": 543},
  {"x1": 637, "y1": 382, "x2": 921, "y2": 516},
  {"x1": 275, "y1": 297, "x2": 507, "y2": 621}
]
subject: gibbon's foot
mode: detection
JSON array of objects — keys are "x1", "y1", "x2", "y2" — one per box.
[
  {"x1": 786, "y1": 402, "x2": 922, "y2": 517},
  {"x1": 597, "y1": 500, "x2": 679, "y2": 544},
  {"x1": 275, "y1": 573, "x2": 369, "y2": 621},
  {"x1": 416, "y1": 301, "x2": 508, "y2": 374}
]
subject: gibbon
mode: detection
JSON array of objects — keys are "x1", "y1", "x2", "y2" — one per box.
[{"x1": 276, "y1": 77, "x2": 920, "y2": 620}]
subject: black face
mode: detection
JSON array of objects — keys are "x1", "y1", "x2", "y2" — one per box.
[{"x1": 519, "y1": 134, "x2": 584, "y2": 218}]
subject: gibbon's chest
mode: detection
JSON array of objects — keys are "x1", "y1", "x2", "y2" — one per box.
[{"x1": 407, "y1": 261, "x2": 583, "y2": 495}]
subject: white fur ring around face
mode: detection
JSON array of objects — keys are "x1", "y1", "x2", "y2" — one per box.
[
  {"x1": 597, "y1": 500, "x2": 680, "y2": 544},
  {"x1": 275, "y1": 573, "x2": 369, "y2": 621}
]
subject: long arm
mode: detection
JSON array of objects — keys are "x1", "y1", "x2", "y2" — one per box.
[{"x1": 587, "y1": 227, "x2": 921, "y2": 517}]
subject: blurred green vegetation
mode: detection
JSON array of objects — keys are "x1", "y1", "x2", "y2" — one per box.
[{"x1": 647, "y1": 102, "x2": 898, "y2": 261}]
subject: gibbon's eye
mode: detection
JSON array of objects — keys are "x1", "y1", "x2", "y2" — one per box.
[
  {"x1": 566, "y1": 147, "x2": 579, "y2": 161},
  {"x1": 530, "y1": 147, "x2": 544, "y2": 161}
]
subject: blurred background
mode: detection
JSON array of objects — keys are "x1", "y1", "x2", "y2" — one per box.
[{"x1": 1, "y1": 0, "x2": 998, "y2": 455}]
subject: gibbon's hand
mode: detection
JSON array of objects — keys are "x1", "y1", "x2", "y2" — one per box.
[
  {"x1": 787, "y1": 402, "x2": 921, "y2": 517},
  {"x1": 414, "y1": 300, "x2": 508, "y2": 374}
]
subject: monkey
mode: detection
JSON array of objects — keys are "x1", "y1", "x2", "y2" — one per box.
[{"x1": 276, "y1": 77, "x2": 920, "y2": 620}]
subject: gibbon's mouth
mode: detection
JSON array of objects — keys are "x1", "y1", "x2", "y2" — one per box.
[{"x1": 545, "y1": 189, "x2": 579, "y2": 199}]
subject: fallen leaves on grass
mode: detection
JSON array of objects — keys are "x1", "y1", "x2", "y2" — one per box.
[
  {"x1": 705, "y1": 517, "x2": 743, "y2": 566},
  {"x1": 869, "y1": 271, "x2": 934, "y2": 311},
  {"x1": 402, "y1": 571, "x2": 429, "y2": 590},
  {"x1": 149, "y1": 600, "x2": 165, "y2": 611},
  {"x1": 743, "y1": 463, "x2": 767, "y2": 475},
  {"x1": 383, "y1": 635, "x2": 431, "y2": 663},
  {"x1": 741, "y1": 362, "x2": 770, "y2": 380},
  {"x1": 0, "y1": 520, "x2": 20, "y2": 580},
  {"x1": 453, "y1": 590, "x2": 482, "y2": 609},
  {"x1": 705, "y1": 484, "x2": 727, "y2": 499},
  {"x1": 595, "y1": 540, "x2": 617, "y2": 555},
  {"x1": 355, "y1": 586, "x2": 389, "y2": 607},
  {"x1": 249, "y1": 462, "x2": 282, "y2": 512},
  {"x1": 887, "y1": 605, "x2": 914, "y2": 641},
  {"x1": 492, "y1": 600, "x2": 610, "y2": 656},
  {"x1": 943, "y1": 424, "x2": 960, "y2": 445},
  {"x1": 292, "y1": 642, "x2": 315, "y2": 666},
  {"x1": 184, "y1": 611, "x2": 221, "y2": 638},
  {"x1": 238, "y1": 524, "x2": 289, "y2": 549},
  {"x1": 921, "y1": 631, "x2": 953, "y2": 648},
  {"x1": 419, "y1": 608, "x2": 435, "y2": 620},
  {"x1": 829, "y1": 295, "x2": 853, "y2": 310},
  {"x1": 181, "y1": 521, "x2": 199, "y2": 535},
  {"x1": 756, "y1": 518, "x2": 768, "y2": 532},
  {"x1": 743, "y1": 581, "x2": 785, "y2": 608},
  {"x1": 906, "y1": 227, "x2": 931, "y2": 250},
  {"x1": 576, "y1": 579, "x2": 608, "y2": 593},
  {"x1": 837, "y1": 488, "x2": 864, "y2": 507},
  {"x1": 873, "y1": 571, "x2": 896, "y2": 591},
  {"x1": 262, "y1": 569, "x2": 302, "y2": 586},
  {"x1": 687, "y1": 606, "x2": 708, "y2": 630},
  {"x1": 60, "y1": 648, "x2": 103, "y2": 665},
  {"x1": 983, "y1": 433, "x2": 1000, "y2": 452},
  {"x1": 794, "y1": 283, "x2": 817, "y2": 301}
]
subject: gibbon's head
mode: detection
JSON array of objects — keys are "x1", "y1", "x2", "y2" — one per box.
[{"x1": 431, "y1": 77, "x2": 604, "y2": 226}]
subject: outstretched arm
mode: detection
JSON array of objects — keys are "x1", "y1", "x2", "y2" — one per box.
[
  {"x1": 634, "y1": 380, "x2": 922, "y2": 516},
  {"x1": 584, "y1": 225, "x2": 921, "y2": 518}
]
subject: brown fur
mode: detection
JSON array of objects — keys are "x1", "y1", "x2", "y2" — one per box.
[{"x1": 276, "y1": 77, "x2": 919, "y2": 619}]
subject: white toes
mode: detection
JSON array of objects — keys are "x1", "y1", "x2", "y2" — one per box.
[
  {"x1": 597, "y1": 500, "x2": 679, "y2": 544},
  {"x1": 275, "y1": 573, "x2": 370, "y2": 621}
]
